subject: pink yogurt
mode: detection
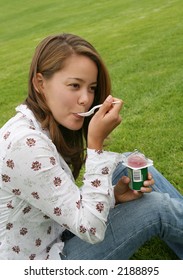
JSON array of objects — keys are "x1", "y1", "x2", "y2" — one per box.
[{"x1": 127, "y1": 154, "x2": 147, "y2": 168}]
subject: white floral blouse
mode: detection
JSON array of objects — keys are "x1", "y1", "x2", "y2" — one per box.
[{"x1": 0, "y1": 105, "x2": 121, "y2": 260}]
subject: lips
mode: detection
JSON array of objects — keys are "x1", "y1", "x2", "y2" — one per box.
[{"x1": 73, "y1": 113, "x2": 84, "y2": 119}]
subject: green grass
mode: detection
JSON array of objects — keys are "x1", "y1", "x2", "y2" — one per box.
[{"x1": 0, "y1": 0, "x2": 182, "y2": 259}]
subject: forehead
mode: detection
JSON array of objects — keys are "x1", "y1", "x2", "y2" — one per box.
[
  {"x1": 64, "y1": 54, "x2": 97, "y2": 69},
  {"x1": 61, "y1": 54, "x2": 98, "y2": 79}
]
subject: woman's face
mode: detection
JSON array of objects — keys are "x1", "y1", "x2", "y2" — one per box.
[{"x1": 38, "y1": 54, "x2": 98, "y2": 130}]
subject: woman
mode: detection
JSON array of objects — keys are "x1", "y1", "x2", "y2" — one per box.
[{"x1": 0, "y1": 33, "x2": 182, "y2": 260}]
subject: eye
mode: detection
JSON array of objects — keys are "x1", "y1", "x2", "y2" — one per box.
[
  {"x1": 89, "y1": 85, "x2": 97, "y2": 94},
  {"x1": 69, "y1": 83, "x2": 80, "y2": 90}
]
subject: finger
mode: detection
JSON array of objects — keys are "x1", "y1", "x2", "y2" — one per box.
[
  {"x1": 112, "y1": 97, "x2": 124, "y2": 108},
  {"x1": 119, "y1": 175, "x2": 130, "y2": 185},
  {"x1": 140, "y1": 186, "x2": 153, "y2": 193},
  {"x1": 148, "y1": 172, "x2": 152, "y2": 180},
  {"x1": 143, "y1": 178, "x2": 154, "y2": 187},
  {"x1": 98, "y1": 95, "x2": 123, "y2": 116},
  {"x1": 143, "y1": 172, "x2": 155, "y2": 187},
  {"x1": 147, "y1": 172, "x2": 155, "y2": 181},
  {"x1": 132, "y1": 190, "x2": 143, "y2": 199},
  {"x1": 98, "y1": 95, "x2": 114, "y2": 115}
]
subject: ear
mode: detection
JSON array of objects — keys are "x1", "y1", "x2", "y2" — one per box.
[{"x1": 32, "y1": 73, "x2": 45, "y2": 93}]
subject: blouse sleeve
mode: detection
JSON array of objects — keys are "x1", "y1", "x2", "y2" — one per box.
[{"x1": 2, "y1": 131, "x2": 121, "y2": 244}]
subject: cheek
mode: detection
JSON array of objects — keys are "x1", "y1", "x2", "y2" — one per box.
[
  {"x1": 54, "y1": 94, "x2": 78, "y2": 116},
  {"x1": 88, "y1": 95, "x2": 95, "y2": 107},
  {"x1": 45, "y1": 88, "x2": 65, "y2": 108}
]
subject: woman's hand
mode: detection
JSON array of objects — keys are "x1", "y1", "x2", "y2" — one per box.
[
  {"x1": 87, "y1": 95, "x2": 123, "y2": 150},
  {"x1": 114, "y1": 172, "x2": 154, "y2": 204}
]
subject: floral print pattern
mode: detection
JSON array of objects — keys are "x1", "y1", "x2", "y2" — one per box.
[
  {"x1": 6, "y1": 159, "x2": 15, "y2": 169},
  {"x1": 0, "y1": 104, "x2": 121, "y2": 260}
]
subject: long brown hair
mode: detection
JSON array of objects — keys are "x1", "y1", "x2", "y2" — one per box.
[{"x1": 25, "y1": 33, "x2": 111, "y2": 179}]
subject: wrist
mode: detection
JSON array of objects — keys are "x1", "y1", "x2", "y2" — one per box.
[
  {"x1": 87, "y1": 139, "x2": 103, "y2": 151},
  {"x1": 114, "y1": 187, "x2": 120, "y2": 205}
]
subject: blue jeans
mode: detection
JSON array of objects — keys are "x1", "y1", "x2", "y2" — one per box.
[{"x1": 60, "y1": 163, "x2": 183, "y2": 260}]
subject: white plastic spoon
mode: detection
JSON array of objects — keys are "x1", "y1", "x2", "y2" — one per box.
[{"x1": 77, "y1": 101, "x2": 120, "y2": 117}]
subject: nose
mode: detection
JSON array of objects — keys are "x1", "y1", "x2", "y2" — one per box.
[{"x1": 78, "y1": 90, "x2": 91, "y2": 106}]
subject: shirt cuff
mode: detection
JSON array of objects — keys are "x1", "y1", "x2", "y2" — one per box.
[{"x1": 85, "y1": 148, "x2": 122, "y2": 176}]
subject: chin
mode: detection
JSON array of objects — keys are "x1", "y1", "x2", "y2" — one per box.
[{"x1": 60, "y1": 122, "x2": 83, "y2": 131}]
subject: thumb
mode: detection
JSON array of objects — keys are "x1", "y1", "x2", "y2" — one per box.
[
  {"x1": 118, "y1": 176, "x2": 130, "y2": 185},
  {"x1": 115, "y1": 176, "x2": 130, "y2": 190}
]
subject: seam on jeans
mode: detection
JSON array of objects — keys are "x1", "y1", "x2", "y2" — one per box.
[{"x1": 103, "y1": 221, "x2": 160, "y2": 260}]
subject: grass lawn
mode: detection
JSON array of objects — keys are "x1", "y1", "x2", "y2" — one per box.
[{"x1": 0, "y1": 0, "x2": 182, "y2": 259}]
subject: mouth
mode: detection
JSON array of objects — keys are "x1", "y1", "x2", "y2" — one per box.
[{"x1": 73, "y1": 113, "x2": 84, "y2": 119}]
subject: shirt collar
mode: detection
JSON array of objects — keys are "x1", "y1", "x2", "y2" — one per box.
[{"x1": 16, "y1": 104, "x2": 50, "y2": 138}]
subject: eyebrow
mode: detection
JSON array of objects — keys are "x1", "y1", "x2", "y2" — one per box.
[
  {"x1": 68, "y1": 77, "x2": 83, "y2": 81},
  {"x1": 67, "y1": 77, "x2": 97, "y2": 84}
]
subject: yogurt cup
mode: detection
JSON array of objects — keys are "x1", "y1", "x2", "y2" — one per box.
[{"x1": 122, "y1": 151, "x2": 153, "y2": 191}]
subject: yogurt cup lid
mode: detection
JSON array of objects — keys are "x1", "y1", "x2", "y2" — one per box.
[{"x1": 122, "y1": 150, "x2": 153, "y2": 169}]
